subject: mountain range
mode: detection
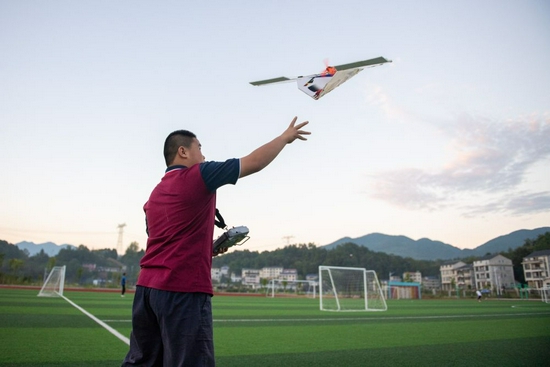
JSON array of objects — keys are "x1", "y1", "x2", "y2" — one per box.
[
  {"x1": 15, "y1": 241, "x2": 75, "y2": 256},
  {"x1": 13, "y1": 227, "x2": 550, "y2": 260},
  {"x1": 323, "y1": 227, "x2": 550, "y2": 260}
]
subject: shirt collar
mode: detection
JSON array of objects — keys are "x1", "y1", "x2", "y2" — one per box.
[{"x1": 165, "y1": 165, "x2": 187, "y2": 173}]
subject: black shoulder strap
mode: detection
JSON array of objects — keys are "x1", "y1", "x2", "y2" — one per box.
[{"x1": 215, "y1": 209, "x2": 227, "y2": 229}]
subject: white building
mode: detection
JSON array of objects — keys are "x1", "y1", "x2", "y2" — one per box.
[
  {"x1": 473, "y1": 254, "x2": 515, "y2": 292},
  {"x1": 522, "y1": 250, "x2": 550, "y2": 288},
  {"x1": 237, "y1": 267, "x2": 301, "y2": 288},
  {"x1": 241, "y1": 269, "x2": 261, "y2": 288},
  {"x1": 260, "y1": 267, "x2": 284, "y2": 279},
  {"x1": 279, "y1": 269, "x2": 298, "y2": 281},
  {"x1": 403, "y1": 271, "x2": 422, "y2": 283},
  {"x1": 455, "y1": 263, "x2": 474, "y2": 290},
  {"x1": 230, "y1": 272, "x2": 242, "y2": 283},
  {"x1": 440, "y1": 261, "x2": 466, "y2": 291},
  {"x1": 422, "y1": 276, "x2": 440, "y2": 291},
  {"x1": 211, "y1": 267, "x2": 222, "y2": 282}
]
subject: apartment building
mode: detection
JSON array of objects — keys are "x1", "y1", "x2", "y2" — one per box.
[
  {"x1": 473, "y1": 254, "x2": 515, "y2": 291},
  {"x1": 422, "y1": 276, "x2": 440, "y2": 291},
  {"x1": 455, "y1": 263, "x2": 474, "y2": 289},
  {"x1": 260, "y1": 267, "x2": 284, "y2": 279},
  {"x1": 241, "y1": 268, "x2": 261, "y2": 288},
  {"x1": 440, "y1": 261, "x2": 466, "y2": 291},
  {"x1": 522, "y1": 249, "x2": 550, "y2": 288},
  {"x1": 403, "y1": 271, "x2": 422, "y2": 283}
]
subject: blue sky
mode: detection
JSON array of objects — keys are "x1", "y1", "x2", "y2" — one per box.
[{"x1": 1, "y1": 1, "x2": 549, "y2": 253}]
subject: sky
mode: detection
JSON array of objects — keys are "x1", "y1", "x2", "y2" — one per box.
[{"x1": 1, "y1": 1, "x2": 549, "y2": 254}]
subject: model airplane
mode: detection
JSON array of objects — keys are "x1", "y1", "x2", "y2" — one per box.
[{"x1": 250, "y1": 56, "x2": 392, "y2": 100}]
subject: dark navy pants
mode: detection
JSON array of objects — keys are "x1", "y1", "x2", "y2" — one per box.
[{"x1": 121, "y1": 286, "x2": 215, "y2": 367}]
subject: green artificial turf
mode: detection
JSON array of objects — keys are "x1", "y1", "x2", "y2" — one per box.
[{"x1": 1, "y1": 288, "x2": 549, "y2": 366}]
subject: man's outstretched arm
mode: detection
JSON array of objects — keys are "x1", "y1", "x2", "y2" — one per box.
[{"x1": 239, "y1": 117, "x2": 310, "y2": 178}]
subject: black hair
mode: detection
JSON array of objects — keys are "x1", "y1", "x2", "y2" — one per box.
[{"x1": 163, "y1": 130, "x2": 196, "y2": 166}]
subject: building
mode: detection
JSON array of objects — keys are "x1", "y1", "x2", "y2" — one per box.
[
  {"x1": 403, "y1": 271, "x2": 422, "y2": 283},
  {"x1": 279, "y1": 269, "x2": 298, "y2": 281},
  {"x1": 473, "y1": 254, "x2": 515, "y2": 292},
  {"x1": 522, "y1": 249, "x2": 550, "y2": 288},
  {"x1": 211, "y1": 267, "x2": 222, "y2": 282},
  {"x1": 422, "y1": 276, "x2": 440, "y2": 291},
  {"x1": 241, "y1": 269, "x2": 261, "y2": 288},
  {"x1": 260, "y1": 267, "x2": 284, "y2": 279},
  {"x1": 220, "y1": 265, "x2": 230, "y2": 277},
  {"x1": 439, "y1": 261, "x2": 466, "y2": 291},
  {"x1": 230, "y1": 272, "x2": 242, "y2": 283},
  {"x1": 455, "y1": 263, "x2": 474, "y2": 290}
]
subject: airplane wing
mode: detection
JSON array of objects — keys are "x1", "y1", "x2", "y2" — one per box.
[
  {"x1": 250, "y1": 76, "x2": 293, "y2": 86},
  {"x1": 333, "y1": 56, "x2": 392, "y2": 70}
]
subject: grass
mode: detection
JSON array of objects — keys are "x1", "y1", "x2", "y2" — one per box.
[{"x1": 1, "y1": 288, "x2": 550, "y2": 366}]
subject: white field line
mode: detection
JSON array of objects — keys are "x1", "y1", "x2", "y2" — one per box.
[
  {"x1": 213, "y1": 311, "x2": 550, "y2": 323},
  {"x1": 102, "y1": 311, "x2": 550, "y2": 324},
  {"x1": 61, "y1": 294, "x2": 130, "y2": 346}
]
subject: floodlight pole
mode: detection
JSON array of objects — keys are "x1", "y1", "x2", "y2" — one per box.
[{"x1": 117, "y1": 223, "x2": 126, "y2": 256}]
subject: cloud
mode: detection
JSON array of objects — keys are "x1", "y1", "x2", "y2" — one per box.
[
  {"x1": 366, "y1": 85, "x2": 410, "y2": 121},
  {"x1": 370, "y1": 114, "x2": 550, "y2": 215},
  {"x1": 461, "y1": 191, "x2": 550, "y2": 217}
]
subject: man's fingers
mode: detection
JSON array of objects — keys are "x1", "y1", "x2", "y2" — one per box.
[{"x1": 289, "y1": 116, "x2": 298, "y2": 127}]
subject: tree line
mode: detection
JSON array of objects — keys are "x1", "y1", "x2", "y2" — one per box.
[
  {"x1": 213, "y1": 242, "x2": 443, "y2": 280},
  {"x1": 212, "y1": 232, "x2": 550, "y2": 284},
  {"x1": 0, "y1": 240, "x2": 144, "y2": 286},
  {"x1": 1, "y1": 232, "x2": 548, "y2": 287}
]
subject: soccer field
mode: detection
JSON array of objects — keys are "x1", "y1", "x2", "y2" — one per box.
[{"x1": 1, "y1": 288, "x2": 549, "y2": 366}]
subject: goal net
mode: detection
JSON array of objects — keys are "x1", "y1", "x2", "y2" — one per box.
[
  {"x1": 266, "y1": 279, "x2": 317, "y2": 298},
  {"x1": 38, "y1": 266, "x2": 66, "y2": 297},
  {"x1": 319, "y1": 266, "x2": 387, "y2": 312}
]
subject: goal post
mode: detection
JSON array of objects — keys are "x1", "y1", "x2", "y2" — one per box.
[
  {"x1": 266, "y1": 279, "x2": 317, "y2": 298},
  {"x1": 319, "y1": 265, "x2": 387, "y2": 312},
  {"x1": 38, "y1": 265, "x2": 66, "y2": 297},
  {"x1": 538, "y1": 287, "x2": 550, "y2": 303}
]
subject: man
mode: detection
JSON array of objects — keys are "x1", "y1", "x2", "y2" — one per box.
[
  {"x1": 122, "y1": 117, "x2": 310, "y2": 366},
  {"x1": 121, "y1": 272, "x2": 126, "y2": 297},
  {"x1": 476, "y1": 289, "x2": 482, "y2": 302}
]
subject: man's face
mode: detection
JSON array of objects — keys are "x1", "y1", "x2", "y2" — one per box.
[{"x1": 186, "y1": 138, "x2": 205, "y2": 166}]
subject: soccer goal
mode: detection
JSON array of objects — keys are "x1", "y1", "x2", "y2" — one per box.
[
  {"x1": 266, "y1": 279, "x2": 317, "y2": 298},
  {"x1": 38, "y1": 266, "x2": 66, "y2": 297},
  {"x1": 538, "y1": 287, "x2": 550, "y2": 304},
  {"x1": 319, "y1": 266, "x2": 387, "y2": 312}
]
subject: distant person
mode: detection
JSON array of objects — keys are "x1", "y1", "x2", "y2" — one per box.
[
  {"x1": 121, "y1": 117, "x2": 310, "y2": 367},
  {"x1": 476, "y1": 289, "x2": 482, "y2": 302},
  {"x1": 121, "y1": 272, "x2": 126, "y2": 297}
]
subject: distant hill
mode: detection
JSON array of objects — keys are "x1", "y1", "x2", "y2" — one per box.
[
  {"x1": 15, "y1": 241, "x2": 75, "y2": 256},
  {"x1": 471, "y1": 229, "x2": 550, "y2": 256},
  {"x1": 323, "y1": 227, "x2": 550, "y2": 260}
]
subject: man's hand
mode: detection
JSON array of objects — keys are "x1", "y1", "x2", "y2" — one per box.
[
  {"x1": 282, "y1": 116, "x2": 310, "y2": 144},
  {"x1": 213, "y1": 247, "x2": 229, "y2": 257},
  {"x1": 239, "y1": 116, "x2": 311, "y2": 178}
]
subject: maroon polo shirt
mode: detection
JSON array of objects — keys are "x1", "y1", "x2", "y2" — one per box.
[{"x1": 137, "y1": 159, "x2": 240, "y2": 294}]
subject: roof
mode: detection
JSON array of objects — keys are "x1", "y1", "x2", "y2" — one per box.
[
  {"x1": 525, "y1": 249, "x2": 550, "y2": 258},
  {"x1": 473, "y1": 253, "x2": 513, "y2": 263}
]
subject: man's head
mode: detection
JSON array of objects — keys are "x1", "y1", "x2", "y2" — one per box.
[{"x1": 164, "y1": 130, "x2": 205, "y2": 167}]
